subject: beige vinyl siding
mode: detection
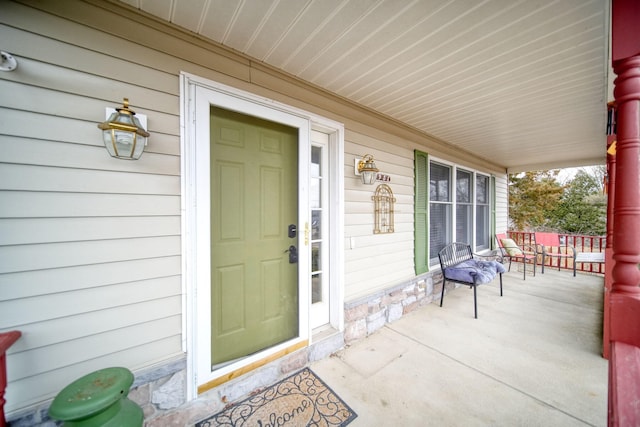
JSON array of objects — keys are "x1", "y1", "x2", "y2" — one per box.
[
  {"x1": 0, "y1": 2, "x2": 183, "y2": 414},
  {"x1": 494, "y1": 173, "x2": 510, "y2": 234},
  {"x1": 0, "y1": 0, "x2": 511, "y2": 415},
  {"x1": 343, "y1": 131, "x2": 416, "y2": 301}
]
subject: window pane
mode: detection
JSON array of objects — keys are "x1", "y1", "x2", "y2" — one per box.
[
  {"x1": 312, "y1": 242, "x2": 321, "y2": 272},
  {"x1": 476, "y1": 205, "x2": 490, "y2": 250},
  {"x1": 311, "y1": 209, "x2": 321, "y2": 239},
  {"x1": 311, "y1": 146, "x2": 322, "y2": 208},
  {"x1": 312, "y1": 273, "x2": 322, "y2": 304},
  {"x1": 456, "y1": 204, "x2": 473, "y2": 244},
  {"x1": 456, "y1": 170, "x2": 472, "y2": 203},
  {"x1": 311, "y1": 177, "x2": 321, "y2": 208},
  {"x1": 429, "y1": 162, "x2": 452, "y2": 265},
  {"x1": 476, "y1": 175, "x2": 488, "y2": 204},
  {"x1": 429, "y1": 203, "x2": 451, "y2": 261},
  {"x1": 311, "y1": 146, "x2": 321, "y2": 178},
  {"x1": 430, "y1": 163, "x2": 450, "y2": 201}
]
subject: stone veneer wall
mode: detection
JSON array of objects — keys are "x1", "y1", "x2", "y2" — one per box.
[
  {"x1": 343, "y1": 271, "x2": 442, "y2": 344},
  {"x1": 8, "y1": 271, "x2": 445, "y2": 426}
]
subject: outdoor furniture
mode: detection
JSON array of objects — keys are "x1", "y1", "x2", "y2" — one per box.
[
  {"x1": 575, "y1": 251, "x2": 605, "y2": 264},
  {"x1": 575, "y1": 251, "x2": 605, "y2": 274},
  {"x1": 534, "y1": 232, "x2": 576, "y2": 277},
  {"x1": 438, "y1": 242, "x2": 506, "y2": 319},
  {"x1": 496, "y1": 233, "x2": 537, "y2": 280}
]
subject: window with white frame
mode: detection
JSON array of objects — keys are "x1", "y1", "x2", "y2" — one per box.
[
  {"x1": 414, "y1": 151, "x2": 493, "y2": 271},
  {"x1": 456, "y1": 169, "x2": 473, "y2": 246},
  {"x1": 429, "y1": 162, "x2": 452, "y2": 263}
]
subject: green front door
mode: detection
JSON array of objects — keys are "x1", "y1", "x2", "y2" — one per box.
[{"x1": 210, "y1": 107, "x2": 299, "y2": 365}]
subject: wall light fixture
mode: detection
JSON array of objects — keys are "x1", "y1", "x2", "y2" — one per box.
[
  {"x1": 98, "y1": 98, "x2": 149, "y2": 160},
  {"x1": 355, "y1": 154, "x2": 379, "y2": 185}
]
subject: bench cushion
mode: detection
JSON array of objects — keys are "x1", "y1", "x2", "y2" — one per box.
[{"x1": 444, "y1": 259, "x2": 506, "y2": 284}]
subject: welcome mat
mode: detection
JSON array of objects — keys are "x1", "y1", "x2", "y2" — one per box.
[{"x1": 195, "y1": 368, "x2": 357, "y2": 427}]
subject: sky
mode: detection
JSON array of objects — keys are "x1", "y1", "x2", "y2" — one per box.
[{"x1": 556, "y1": 165, "x2": 604, "y2": 185}]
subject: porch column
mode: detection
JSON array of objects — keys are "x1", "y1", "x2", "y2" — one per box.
[
  {"x1": 610, "y1": 60, "x2": 640, "y2": 296},
  {"x1": 609, "y1": 0, "x2": 640, "y2": 330},
  {"x1": 608, "y1": 54, "x2": 640, "y2": 426},
  {"x1": 608, "y1": 1, "x2": 640, "y2": 424}
]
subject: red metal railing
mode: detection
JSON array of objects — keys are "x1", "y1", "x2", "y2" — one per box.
[{"x1": 507, "y1": 231, "x2": 605, "y2": 274}]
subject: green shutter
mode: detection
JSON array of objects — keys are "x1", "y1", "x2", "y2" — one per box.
[{"x1": 414, "y1": 150, "x2": 429, "y2": 274}]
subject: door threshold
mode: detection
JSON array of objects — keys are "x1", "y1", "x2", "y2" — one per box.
[
  {"x1": 198, "y1": 340, "x2": 308, "y2": 395},
  {"x1": 312, "y1": 324, "x2": 339, "y2": 343}
]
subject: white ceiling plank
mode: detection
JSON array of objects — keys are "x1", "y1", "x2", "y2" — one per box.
[
  {"x1": 298, "y1": 0, "x2": 421, "y2": 82},
  {"x1": 353, "y1": 13, "x2": 604, "y2": 110},
  {"x1": 279, "y1": 0, "x2": 379, "y2": 74},
  {"x1": 243, "y1": 0, "x2": 311, "y2": 61},
  {"x1": 139, "y1": 0, "x2": 173, "y2": 21},
  {"x1": 171, "y1": 0, "x2": 208, "y2": 30},
  {"x1": 316, "y1": 0, "x2": 441, "y2": 89},
  {"x1": 258, "y1": 0, "x2": 345, "y2": 68},
  {"x1": 199, "y1": 0, "x2": 242, "y2": 45},
  {"x1": 223, "y1": 0, "x2": 279, "y2": 52}
]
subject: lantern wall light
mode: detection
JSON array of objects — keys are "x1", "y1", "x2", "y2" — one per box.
[
  {"x1": 354, "y1": 154, "x2": 379, "y2": 185},
  {"x1": 98, "y1": 98, "x2": 149, "y2": 160}
]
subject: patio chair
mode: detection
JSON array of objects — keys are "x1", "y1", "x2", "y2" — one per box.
[
  {"x1": 496, "y1": 233, "x2": 537, "y2": 280},
  {"x1": 438, "y1": 242, "x2": 505, "y2": 319},
  {"x1": 534, "y1": 232, "x2": 576, "y2": 277}
]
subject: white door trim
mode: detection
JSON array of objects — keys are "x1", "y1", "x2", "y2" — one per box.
[{"x1": 180, "y1": 72, "x2": 344, "y2": 400}]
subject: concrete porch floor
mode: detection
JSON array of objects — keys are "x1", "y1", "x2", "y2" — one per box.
[{"x1": 312, "y1": 267, "x2": 607, "y2": 427}]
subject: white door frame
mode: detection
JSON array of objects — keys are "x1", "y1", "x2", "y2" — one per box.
[{"x1": 180, "y1": 73, "x2": 344, "y2": 400}]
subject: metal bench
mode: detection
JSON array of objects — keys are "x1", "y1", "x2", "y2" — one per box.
[{"x1": 438, "y1": 242, "x2": 506, "y2": 319}]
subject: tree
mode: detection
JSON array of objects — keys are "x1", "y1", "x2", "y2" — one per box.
[
  {"x1": 508, "y1": 170, "x2": 564, "y2": 230},
  {"x1": 549, "y1": 168, "x2": 606, "y2": 235}
]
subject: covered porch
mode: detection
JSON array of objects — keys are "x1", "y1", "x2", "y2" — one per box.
[
  {"x1": 2, "y1": 1, "x2": 639, "y2": 425},
  {"x1": 313, "y1": 267, "x2": 606, "y2": 426}
]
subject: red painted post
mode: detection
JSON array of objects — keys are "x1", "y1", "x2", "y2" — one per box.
[
  {"x1": 0, "y1": 331, "x2": 21, "y2": 427},
  {"x1": 610, "y1": 55, "x2": 640, "y2": 299},
  {"x1": 608, "y1": 56, "x2": 640, "y2": 427},
  {"x1": 608, "y1": 3, "x2": 640, "y2": 418}
]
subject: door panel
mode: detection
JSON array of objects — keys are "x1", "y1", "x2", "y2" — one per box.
[{"x1": 210, "y1": 106, "x2": 298, "y2": 365}]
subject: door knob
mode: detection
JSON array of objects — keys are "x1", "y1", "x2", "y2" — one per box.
[{"x1": 288, "y1": 245, "x2": 298, "y2": 264}]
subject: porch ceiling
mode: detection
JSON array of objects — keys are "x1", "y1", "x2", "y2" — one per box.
[{"x1": 119, "y1": 0, "x2": 610, "y2": 172}]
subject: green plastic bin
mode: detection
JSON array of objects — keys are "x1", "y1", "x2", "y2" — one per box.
[{"x1": 49, "y1": 367, "x2": 143, "y2": 426}]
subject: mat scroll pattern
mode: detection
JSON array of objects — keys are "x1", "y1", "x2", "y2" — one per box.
[{"x1": 195, "y1": 368, "x2": 357, "y2": 427}]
